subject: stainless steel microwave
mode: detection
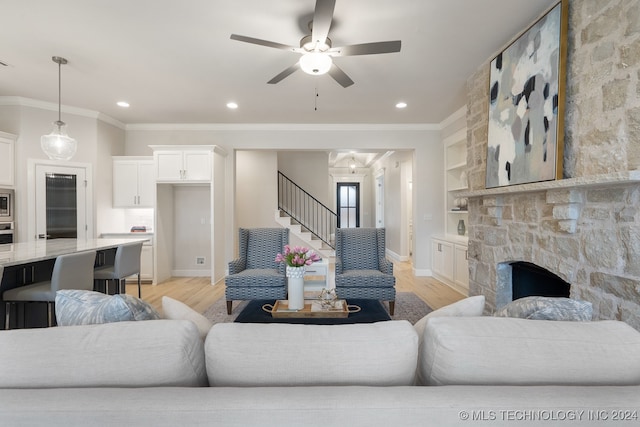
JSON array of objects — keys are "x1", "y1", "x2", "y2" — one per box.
[{"x1": 0, "y1": 189, "x2": 14, "y2": 222}]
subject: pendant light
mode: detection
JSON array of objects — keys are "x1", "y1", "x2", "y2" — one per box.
[{"x1": 41, "y1": 56, "x2": 77, "y2": 161}]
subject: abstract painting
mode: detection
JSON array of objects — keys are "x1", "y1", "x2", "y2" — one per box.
[{"x1": 486, "y1": 1, "x2": 566, "y2": 188}]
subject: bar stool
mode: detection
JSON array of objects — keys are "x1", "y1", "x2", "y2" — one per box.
[
  {"x1": 3, "y1": 250, "x2": 97, "y2": 329},
  {"x1": 94, "y1": 242, "x2": 143, "y2": 298}
]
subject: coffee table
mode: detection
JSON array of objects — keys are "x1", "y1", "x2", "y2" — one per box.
[{"x1": 234, "y1": 299, "x2": 391, "y2": 325}]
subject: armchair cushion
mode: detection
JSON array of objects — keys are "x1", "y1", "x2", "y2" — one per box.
[
  {"x1": 225, "y1": 268, "x2": 286, "y2": 287},
  {"x1": 245, "y1": 231, "x2": 284, "y2": 270},
  {"x1": 339, "y1": 228, "x2": 380, "y2": 271},
  {"x1": 336, "y1": 269, "x2": 396, "y2": 288}
]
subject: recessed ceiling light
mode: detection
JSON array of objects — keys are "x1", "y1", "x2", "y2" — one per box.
[
  {"x1": 396, "y1": 102, "x2": 407, "y2": 109},
  {"x1": 117, "y1": 101, "x2": 130, "y2": 108},
  {"x1": 227, "y1": 102, "x2": 238, "y2": 109}
]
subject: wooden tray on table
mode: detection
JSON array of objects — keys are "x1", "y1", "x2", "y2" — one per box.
[{"x1": 263, "y1": 299, "x2": 359, "y2": 318}]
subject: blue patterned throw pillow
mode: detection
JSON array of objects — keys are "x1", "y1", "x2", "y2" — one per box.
[{"x1": 55, "y1": 290, "x2": 160, "y2": 326}]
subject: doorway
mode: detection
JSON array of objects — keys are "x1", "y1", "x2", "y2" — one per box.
[
  {"x1": 336, "y1": 182, "x2": 359, "y2": 228},
  {"x1": 30, "y1": 162, "x2": 92, "y2": 241}
]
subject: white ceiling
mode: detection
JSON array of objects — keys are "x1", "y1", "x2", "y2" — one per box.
[{"x1": 0, "y1": 0, "x2": 558, "y2": 126}]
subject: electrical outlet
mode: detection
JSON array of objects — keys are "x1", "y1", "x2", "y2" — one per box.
[{"x1": 196, "y1": 257, "x2": 205, "y2": 265}]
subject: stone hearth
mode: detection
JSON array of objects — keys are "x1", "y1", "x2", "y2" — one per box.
[{"x1": 462, "y1": 0, "x2": 640, "y2": 330}]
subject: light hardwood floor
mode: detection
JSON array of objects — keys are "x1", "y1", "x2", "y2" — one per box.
[{"x1": 125, "y1": 261, "x2": 466, "y2": 316}]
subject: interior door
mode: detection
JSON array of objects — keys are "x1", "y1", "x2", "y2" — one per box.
[{"x1": 35, "y1": 164, "x2": 87, "y2": 240}]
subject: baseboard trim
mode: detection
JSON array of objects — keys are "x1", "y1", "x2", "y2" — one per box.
[
  {"x1": 171, "y1": 270, "x2": 210, "y2": 277},
  {"x1": 413, "y1": 268, "x2": 432, "y2": 277},
  {"x1": 385, "y1": 249, "x2": 409, "y2": 263}
]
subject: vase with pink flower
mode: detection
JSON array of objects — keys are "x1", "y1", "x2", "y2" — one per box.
[{"x1": 275, "y1": 245, "x2": 321, "y2": 310}]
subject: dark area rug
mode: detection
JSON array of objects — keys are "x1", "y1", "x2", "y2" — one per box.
[{"x1": 203, "y1": 292, "x2": 432, "y2": 325}]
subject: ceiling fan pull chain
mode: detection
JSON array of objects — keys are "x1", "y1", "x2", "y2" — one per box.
[{"x1": 314, "y1": 86, "x2": 319, "y2": 111}]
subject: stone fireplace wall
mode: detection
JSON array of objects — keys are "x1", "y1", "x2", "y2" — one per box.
[{"x1": 465, "y1": 0, "x2": 640, "y2": 329}]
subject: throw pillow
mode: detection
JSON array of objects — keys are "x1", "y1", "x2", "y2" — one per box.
[
  {"x1": 55, "y1": 290, "x2": 160, "y2": 326},
  {"x1": 162, "y1": 296, "x2": 213, "y2": 340},
  {"x1": 493, "y1": 296, "x2": 593, "y2": 321},
  {"x1": 118, "y1": 293, "x2": 162, "y2": 321}
]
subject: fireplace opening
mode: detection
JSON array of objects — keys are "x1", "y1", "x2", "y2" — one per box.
[{"x1": 511, "y1": 261, "x2": 570, "y2": 300}]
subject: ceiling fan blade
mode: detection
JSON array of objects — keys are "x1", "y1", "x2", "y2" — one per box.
[
  {"x1": 328, "y1": 40, "x2": 401, "y2": 56},
  {"x1": 230, "y1": 34, "x2": 301, "y2": 52},
  {"x1": 267, "y1": 62, "x2": 300, "y2": 84},
  {"x1": 311, "y1": 0, "x2": 336, "y2": 46},
  {"x1": 328, "y1": 63, "x2": 354, "y2": 88}
]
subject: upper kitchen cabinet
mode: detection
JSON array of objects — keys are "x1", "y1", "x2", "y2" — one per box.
[
  {"x1": 151, "y1": 146, "x2": 214, "y2": 183},
  {"x1": 0, "y1": 131, "x2": 17, "y2": 187},
  {"x1": 113, "y1": 157, "x2": 155, "y2": 208}
]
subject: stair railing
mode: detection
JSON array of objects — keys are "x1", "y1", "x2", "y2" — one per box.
[{"x1": 277, "y1": 171, "x2": 337, "y2": 249}]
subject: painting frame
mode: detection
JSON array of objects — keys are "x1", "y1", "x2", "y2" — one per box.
[{"x1": 485, "y1": 0, "x2": 568, "y2": 189}]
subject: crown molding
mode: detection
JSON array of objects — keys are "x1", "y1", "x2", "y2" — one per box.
[
  {"x1": 0, "y1": 96, "x2": 466, "y2": 133},
  {"x1": 125, "y1": 122, "x2": 441, "y2": 131},
  {"x1": 439, "y1": 106, "x2": 467, "y2": 130},
  {"x1": 0, "y1": 96, "x2": 125, "y2": 130}
]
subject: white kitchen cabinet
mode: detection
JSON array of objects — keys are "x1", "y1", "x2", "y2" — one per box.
[
  {"x1": 153, "y1": 148, "x2": 212, "y2": 182},
  {"x1": 453, "y1": 243, "x2": 469, "y2": 290},
  {"x1": 0, "y1": 131, "x2": 17, "y2": 187},
  {"x1": 139, "y1": 243, "x2": 154, "y2": 281},
  {"x1": 113, "y1": 157, "x2": 155, "y2": 208},
  {"x1": 432, "y1": 237, "x2": 468, "y2": 295}
]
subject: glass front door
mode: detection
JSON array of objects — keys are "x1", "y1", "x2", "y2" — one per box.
[{"x1": 337, "y1": 182, "x2": 359, "y2": 228}]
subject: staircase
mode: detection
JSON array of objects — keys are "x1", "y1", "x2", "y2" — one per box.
[
  {"x1": 275, "y1": 209, "x2": 335, "y2": 259},
  {"x1": 276, "y1": 171, "x2": 337, "y2": 259}
]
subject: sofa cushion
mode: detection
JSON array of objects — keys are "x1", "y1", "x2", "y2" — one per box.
[
  {"x1": 162, "y1": 296, "x2": 212, "y2": 339},
  {"x1": 418, "y1": 316, "x2": 640, "y2": 386},
  {"x1": 494, "y1": 296, "x2": 593, "y2": 321},
  {"x1": 205, "y1": 321, "x2": 418, "y2": 386},
  {"x1": 413, "y1": 296, "x2": 485, "y2": 385},
  {"x1": 414, "y1": 295, "x2": 485, "y2": 334},
  {"x1": 55, "y1": 290, "x2": 161, "y2": 326},
  {"x1": 0, "y1": 320, "x2": 208, "y2": 388}
]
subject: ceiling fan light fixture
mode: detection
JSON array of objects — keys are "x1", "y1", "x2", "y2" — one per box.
[
  {"x1": 41, "y1": 56, "x2": 77, "y2": 161},
  {"x1": 300, "y1": 52, "x2": 332, "y2": 75}
]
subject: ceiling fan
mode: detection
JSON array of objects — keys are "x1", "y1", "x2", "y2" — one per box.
[{"x1": 230, "y1": 0, "x2": 401, "y2": 88}]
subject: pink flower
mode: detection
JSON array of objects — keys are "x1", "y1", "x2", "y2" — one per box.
[{"x1": 275, "y1": 245, "x2": 321, "y2": 267}]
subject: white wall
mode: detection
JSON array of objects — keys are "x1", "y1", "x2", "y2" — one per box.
[
  {"x1": 235, "y1": 150, "x2": 278, "y2": 230},
  {"x1": 95, "y1": 120, "x2": 126, "y2": 235},
  {"x1": 173, "y1": 186, "x2": 211, "y2": 274},
  {"x1": 277, "y1": 151, "x2": 330, "y2": 207}
]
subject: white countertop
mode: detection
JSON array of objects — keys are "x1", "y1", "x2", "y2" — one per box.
[
  {"x1": 101, "y1": 232, "x2": 154, "y2": 238},
  {"x1": 0, "y1": 238, "x2": 150, "y2": 268}
]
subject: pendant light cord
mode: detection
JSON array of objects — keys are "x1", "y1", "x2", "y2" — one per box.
[
  {"x1": 52, "y1": 56, "x2": 67, "y2": 127},
  {"x1": 57, "y1": 59, "x2": 62, "y2": 125}
]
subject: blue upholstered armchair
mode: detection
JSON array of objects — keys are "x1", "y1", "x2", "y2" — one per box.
[
  {"x1": 225, "y1": 228, "x2": 289, "y2": 314},
  {"x1": 334, "y1": 227, "x2": 396, "y2": 315}
]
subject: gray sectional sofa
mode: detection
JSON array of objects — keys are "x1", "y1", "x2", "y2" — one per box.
[{"x1": 1, "y1": 316, "x2": 639, "y2": 426}]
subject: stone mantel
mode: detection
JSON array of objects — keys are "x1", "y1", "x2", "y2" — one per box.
[{"x1": 457, "y1": 171, "x2": 640, "y2": 198}]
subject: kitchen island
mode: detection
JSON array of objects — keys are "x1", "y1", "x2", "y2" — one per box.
[{"x1": 0, "y1": 238, "x2": 149, "y2": 328}]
